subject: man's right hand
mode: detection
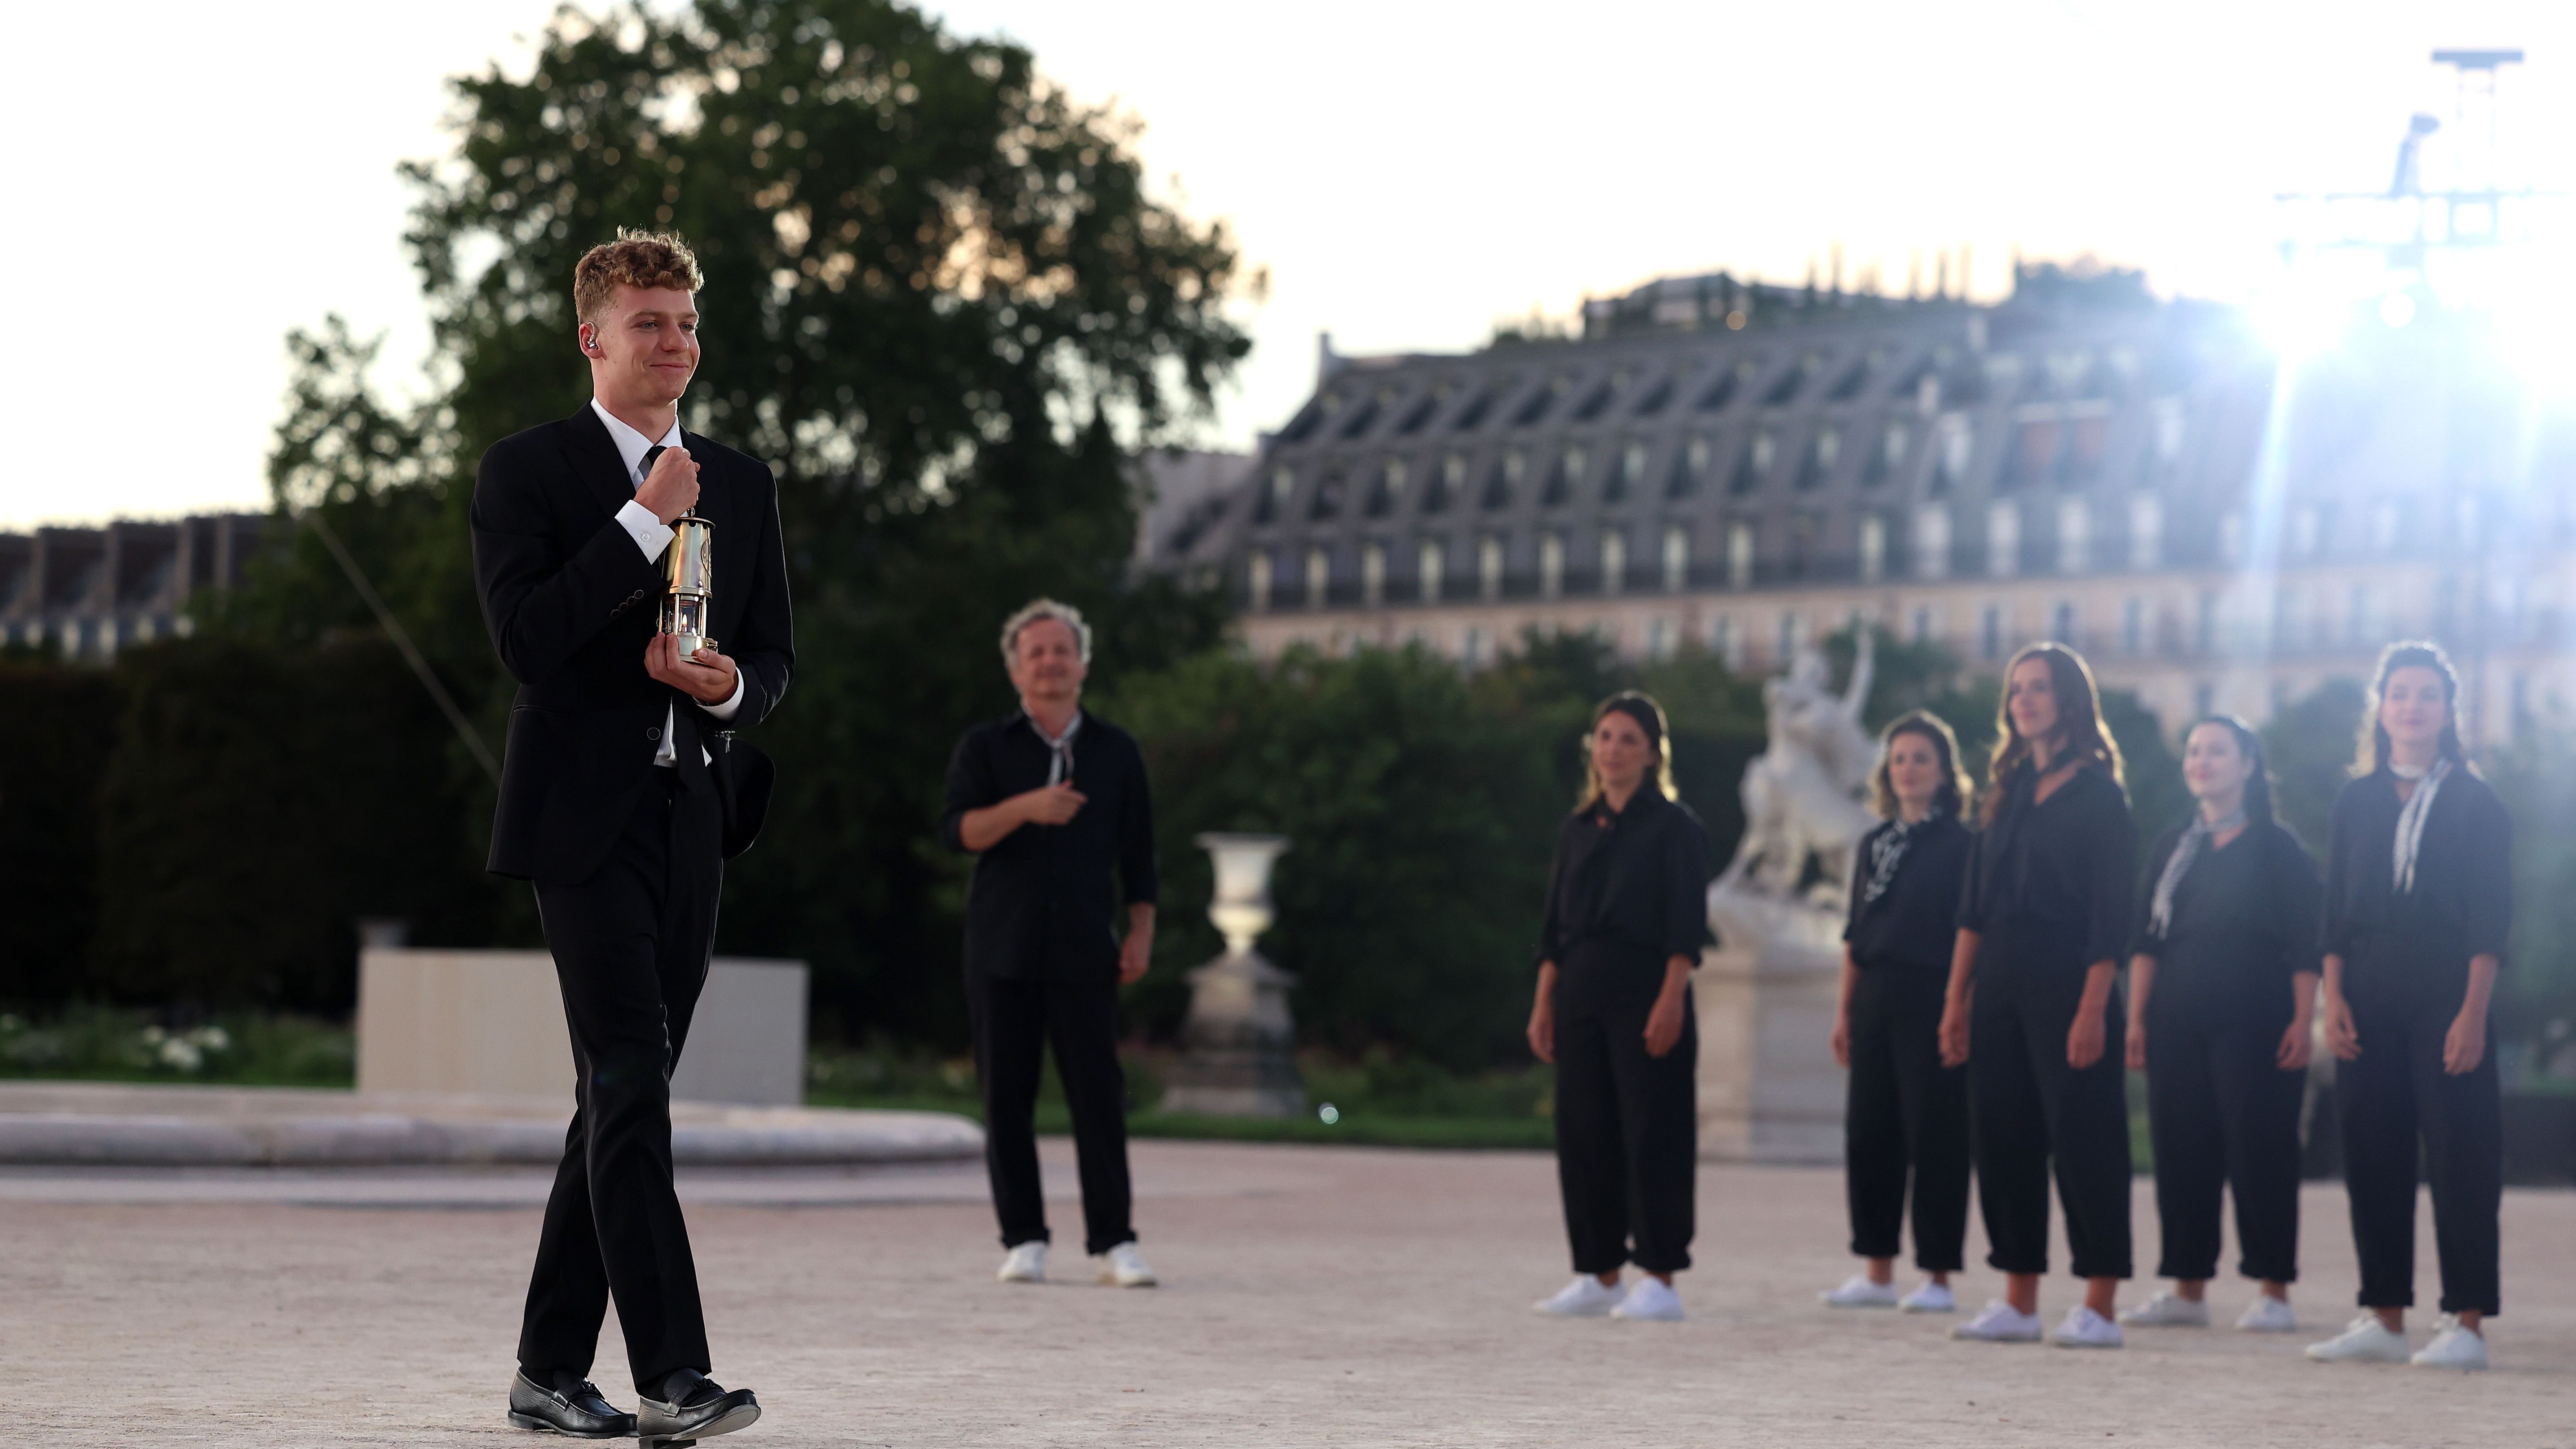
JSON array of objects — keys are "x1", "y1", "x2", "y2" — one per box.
[
  {"x1": 1015, "y1": 782, "x2": 1087, "y2": 826},
  {"x1": 636, "y1": 446, "x2": 700, "y2": 523}
]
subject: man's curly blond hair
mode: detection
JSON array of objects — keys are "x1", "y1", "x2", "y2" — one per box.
[{"x1": 574, "y1": 229, "x2": 703, "y2": 325}]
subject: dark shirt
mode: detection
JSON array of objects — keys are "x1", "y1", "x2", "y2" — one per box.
[
  {"x1": 940, "y1": 710, "x2": 1158, "y2": 981},
  {"x1": 1957, "y1": 764, "x2": 2135, "y2": 974},
  {"x1": 1843, "y1": 813, "x2": 1972, "y2": 975},
  {"x1": 1537, "y1": 789, "x2": 1710, "y2": 1009},
  {"x1": 2320, "y1": 767, "x2": 2511, "y2": 1004},
  {"x1": 2130, "y1": 819, "x2": 2321, "y2": 1031}
]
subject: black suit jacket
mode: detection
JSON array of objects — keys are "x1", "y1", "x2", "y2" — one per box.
[{"x1": 471, "y1": 407, "x2": 795, "y2": 883}]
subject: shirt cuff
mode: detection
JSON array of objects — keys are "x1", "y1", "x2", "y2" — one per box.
[
  {"x1": 614, "y1": 499, "x2": 674, "y2": 561},
  {"x1": 698, "y1": 670, "x2": 747, "y2": 720}
]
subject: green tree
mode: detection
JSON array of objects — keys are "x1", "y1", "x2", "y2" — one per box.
[
  {"x1": 203, "y1": 0, "x2": 1253, "y2": 1040},
  {"x1": 0, "y1": 657, "x2": 121, "y2": 1006}
]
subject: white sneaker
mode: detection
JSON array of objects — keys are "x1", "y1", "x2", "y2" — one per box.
[
  {"x1": 1820, "y1": 1273, "x2": 1899, "y2": 1308},
  {"x1": 1609, "y1": 1277, "x2": 1686, "y2": 1321},
  {"x1": 1951, "y1": 1299, "x2": 2043, "y2": 1342},
  {"x1": 996, "y1": 1241, "x2": 1047, "y2": 1283},
  {"x1": 2410, "y1": 1314, "x2": 2489, "y2": 1371},
  {"x1": 2118, "y1": 1290, "x2": 2210, "y2": 1328},
  {"x1": 2307, "y1": 1312, "x2": 2412, "y2": 1363},
  {"x1": 1898, "y1": 1279, "x2": 1956, "y2": 1313},
  {"x1": 1533, "y1": 1275, "x2": 1625, "y2": 1317},
  {"x1": 2235, "y1": 1294, "x2": 2299, "y2": 1333},
  {"x1": 2053, "y1": 1304, "x2": 2125, "y2": 1348},
  {"x1": 1094, "y1": 1241, "x2": 1157, "y2": 1287}
]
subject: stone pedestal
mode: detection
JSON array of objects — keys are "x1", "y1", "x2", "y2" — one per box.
[
  {"x1": 1694, "y1": 938, "x2": 1846, "y2": 1163},
  {"x1": 1161, "y1": 832, "x2": 1304, "y2": 1118},
  {"x1": 356, "y1": 950, "x2": 808, "y2": 1108}
]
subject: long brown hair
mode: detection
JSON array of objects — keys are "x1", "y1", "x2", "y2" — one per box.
[
  {"x1": 2353, "y1": 640, "x2": 2468, "y2": 776},
  {"x1": 1577, "y1": 691, "x2": 1678, "y2": 808},
  {"x1": 1870, "y1": 710, "x2": 1971, "y2": 822},
  {"x1": 1981, "y1": 641, "x2": 2123, "y2": 825}
]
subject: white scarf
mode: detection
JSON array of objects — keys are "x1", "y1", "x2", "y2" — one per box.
[
  {"x1": 1860, "y1": 819, "x2": 1915, "y2": 908},
  {"x1": 2390, "y1": 756, "x2": 2450, "y2": 894},
  {"x1": 2147, "y1": 806, "x2": 2246, "y2": 938}
]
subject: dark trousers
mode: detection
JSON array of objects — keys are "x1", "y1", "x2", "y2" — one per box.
[
  {"x1": 520, "y1": 772, "x2": 722, "y2": 1392},
  {"x1": 1969, "y1": 964, "x2": 2133, "y2": 1280},
  {"x1": 1554, "y1": 985, "x2": 1698, "y2": 1276},
  {"x1": 2144, "y1": 1004, "x2": 2303, "y2": 1283},
  {"x1": 2338, "y1": 989, "x2": 2503, "y2": 1316},
  {"x1": 968, "y1": 970, "x2": 1136, "y2": 1255},
  {"x1": 1844, "y1": 970, "x2": 1971, "y2": 1272}
]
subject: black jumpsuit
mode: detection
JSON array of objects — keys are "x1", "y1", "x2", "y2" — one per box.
[
  {"x1": 1538, "y1": 788, "x2": 1710, "y2": 1277},
  {"x1": 2321, "y1": 766, "x2": 2510, "y2": 1317},
  {"x1": 1957, "y1": 764, "x2": 2136, "y2": 1281},
  {"x1": 1841, "y1": 813, "x2": 1974, "y2": 1272},
  {"x1": 2132, "y1": 819, "x2": 2320, "y2": 1285}
]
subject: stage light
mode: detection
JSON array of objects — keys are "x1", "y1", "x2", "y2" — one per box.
[{"x1": 2378, "y1": 292, "x2": 2417, "y2": 329}]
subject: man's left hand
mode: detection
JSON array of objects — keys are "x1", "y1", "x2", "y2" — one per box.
[
  {"x1": 646, "y1": 632, "x2": 740, "y2": 705},
  {"x1": 1118, "y1": 927, "x2": 1153, "y2": 986}
]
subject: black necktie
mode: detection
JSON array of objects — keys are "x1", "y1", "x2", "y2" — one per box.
[{"x1": 640, "y1": 444, "x2": 666, "y2": 487}]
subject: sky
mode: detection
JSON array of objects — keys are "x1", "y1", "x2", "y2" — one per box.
[{"x1": 6, "y1": 0, "x2": 2569, "y2": 530}]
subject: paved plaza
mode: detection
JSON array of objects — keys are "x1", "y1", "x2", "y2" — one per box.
[{"x1": 5, "y1": 1140, "x2": 2571, "y2": 1447}]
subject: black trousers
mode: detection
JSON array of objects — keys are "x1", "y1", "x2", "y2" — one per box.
[
  {"x1": 1554, "y1": 982, "x2": 1698, "y2": 1276},
  {"x1": 2144, "y1": 1003, "x2": 2303, "y2": 1283},
  {"x1": 1969, "y1": 962, "x2": 2133, "y2": 1280},
  {"x1": 1844, "y1": 970, "x2": 1971, "y2": 1272},
  {"x1": 520, "y1": 771, "x2": 722, "y2": 1392},
  {"x1": 968, "y1": 970, "x2": 1136, "y2": 1255},
  {"x1": 2338, "y1": 985, "x2": 2503, "y2": 1316}
]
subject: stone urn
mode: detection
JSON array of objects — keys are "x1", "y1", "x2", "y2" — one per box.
[{"x1": 1160, "y1": 833, "x2": 1305, "y2": 1118}]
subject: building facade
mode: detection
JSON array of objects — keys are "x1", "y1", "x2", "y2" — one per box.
[
  {"x1": 1178, "y1": 267, "x2": 2576, "y2": 746},
  {"x1": 0, "y1": 514, "x2": 269, "y2": 662}
]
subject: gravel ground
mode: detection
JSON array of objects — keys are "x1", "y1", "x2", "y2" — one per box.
[{"x1": 4, "y1": 1140, "x2": 2570, "y2": 1447}]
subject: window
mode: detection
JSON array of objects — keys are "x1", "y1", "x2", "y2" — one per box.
[
  {"x1": 1729, "y1": 431, "x2": 1772, "y2": 495},
  {"x1": 2122, "y1": 596, "x2": 2145, "y2": 654},
  {"x1": 1669, "y1": 434, "x2": 1710, "y2": 500},
  {"x1": 1310, "y1": 466, "x2": 1345, "y2": 520},
  {"x1": 1661, "y1": 525, "x2": 1689, "y2": 593},
  {"x1": 1936, "y1": 415, "x2": 1973, "y2": 489},
  {"x1": 2193, "y1": 680, "x2": 2215, "y2": 718},
  {"x1": 2129, "y1": 495, "x2": 2162, "y2": 570},
  {"x1": 2153, "y1": 399, "x2": 2186, "y2": 467},
  {"x1": 1539, "y1": 532, "x2": 1565, "y2": 599},
  {"x1": 1713, "y1": 614, "x2": 1741, "y2": 667},
  {"x1": 1913, "y1": 505, "x2": 1950, "y2": 580},
  {"x1": 1987, "y1": 502, "x2": 2020, "y2": 578},
  {"x1": 1600, "y1": 529, "x2": 1626, "y2": 595},
  {"x1": 2057, "y1": 498, "x2": 2090, "y2": 573},
  {"x1": 1542, "y1": 445, "x2": 1586, "y2": 507},
  {"x1": 1305, "y1": 548, "x2": 1330, "y2": 609},
  {"x1": 1618, "y1": 439, "x2": 1649, "y2": 498},
  {"x1": 2347, "y1": 583, "x2": 2373, "y2": 645},
  {"x1": 1483, "y1": 449, "x2": 1524, "y2": 510},
  {"x1": 2004, "y1": 419, "x2": 2061, "y2": 488},
  {"x1": 1365, "y1": 459, "x2": 1405, "y2": 517},
  {"x1": 1248, "y1": 550, "x2": 1273, "y2": 612},
  {"x1": 2051, "y1": 600, "x2": 2077, "y2": 645},
  {"x1": 1462, "y1": 626, "x2": 1485, "y2": 667},
  {"x1": 2064, "y1": 412, "x2": 2110, "y2": 483},
  {"x1": 1863, "y1": 421, "x2": 1907, "y2": 486},
  {"x1": 1361, "y1": 542, "x2": 1387, "y2": 607},
  {"x1": 1797, "y1": 426, "x2": 1839, "y2": 489},
  {"x1": 1980, "y1": 604, "x2": 2003, "y2": 661},
  {"x1": 1418, "y1": 539, "x2": 1444, "y2": 604},
  {"x1": 1423, "y1": 452, "x2": 1462, "y2": 514},
  {"x1": 1647, "y1": 616, "x2": 1675, "y2": 660},
  {"x1": 1909, "y1": 604, "x2": 1935, "y2": 644},
  {"x1": 1478, "y1": 535, "x2": 1504, "y2": 601},
  {"x1": 1778, "y1": 610, "x2": 1805, "y2": 663},
  {"x1": 1727, "y1": 521, "x2": 1754, "y2": 589},
  {"x1": 1257, "y1": 465, "x2": 1294, "y2": 524},
  {"x1": 1859, "y1": 513, "x2": 1886, "y2": 583}
]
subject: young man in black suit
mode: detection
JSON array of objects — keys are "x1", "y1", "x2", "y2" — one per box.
[{"x1": 472, "y1": 230, "x2": 791, "y2": 1445}]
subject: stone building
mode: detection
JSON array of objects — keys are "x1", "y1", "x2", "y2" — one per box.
[
  {"x1": 0, "y1": 514, "x2": 269, "y2": 661},
  {"x1": 1176, "y1": 265, "x2": 2576, "y2": 744}
]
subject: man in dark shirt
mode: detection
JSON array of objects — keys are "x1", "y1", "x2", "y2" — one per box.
[{"x1": 939, "y1": 598, "x2": 1159, "y2": 1288}]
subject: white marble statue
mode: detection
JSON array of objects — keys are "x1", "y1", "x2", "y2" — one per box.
[{"x1": 1706, "y1": 632, "x2": 1880, "y2": 954}]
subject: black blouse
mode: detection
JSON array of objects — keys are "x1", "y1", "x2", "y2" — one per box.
[
  {"x1": 1537, "y1": 788, "x2": 1710, "y2": 969},
  {"x1": 2130, "y1": 819, "x2": 2321, "y2": 1026},
  {"x1": 1957, "y1": 764, "x2": 2135, "y2": 971},
  {"x1": 2320, "y1": 766, "x2": 2512, "y2": 974},
  {"x1": 1843, "y1": 813, "x2": 1972, "y2": 974}
]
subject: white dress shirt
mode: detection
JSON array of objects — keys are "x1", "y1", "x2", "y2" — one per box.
[{"x1": 591, "y1": 398, "x2": 744, "y2": 766}]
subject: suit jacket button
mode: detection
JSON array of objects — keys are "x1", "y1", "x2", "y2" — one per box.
[{"x1": 647, "y1": 726, "x2": 662, "y2": 741}]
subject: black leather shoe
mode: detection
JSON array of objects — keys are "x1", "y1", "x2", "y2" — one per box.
[
  {"x1": 507, "y1": 1368, "x2": 636, "y2": 1438},
  {"x1": 638, "y1": 1369, "x2": 761, "y2": 1447}
]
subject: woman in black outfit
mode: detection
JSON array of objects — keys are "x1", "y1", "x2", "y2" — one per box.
[
  {"x1": 1527, "y1": 691, "x2": 1710, "y2": 1324},
  {"x1": 1939, "y1": 642, "x2": 2135, "y2": 1349},
  {"x1": 2118, "y1": 717, "x2": 2320, "y2": 1335},
  {"x1": 2306, "y1": 642, "x2": 2510, "y2": 1372},
  {"x1": 1821, "y1": 711, "x2": 1975, "y2": 1315}
]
